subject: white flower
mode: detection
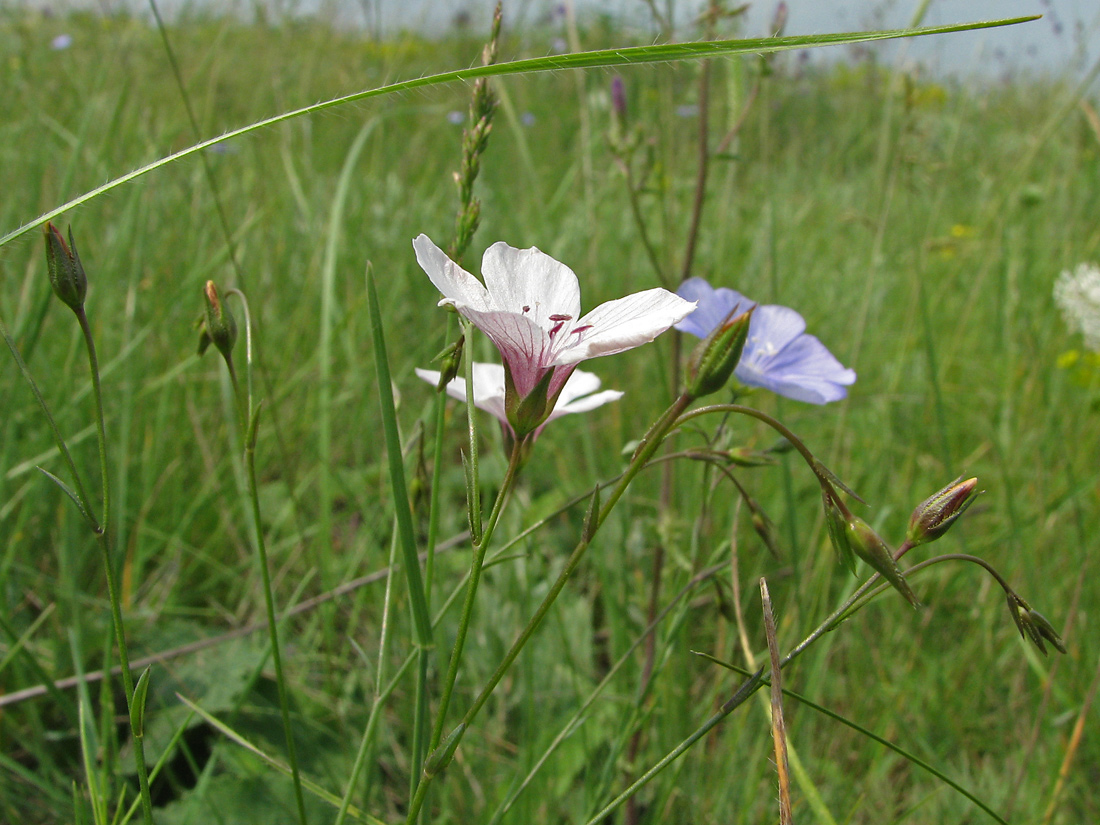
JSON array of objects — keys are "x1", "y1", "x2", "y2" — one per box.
[
  {"x1": 413, "y1": 235, "x2": 694, "y2": 435},
  {"x1": 416, "y1": 362, "x2": 622, "y2": 439},
  {"x1": 1054, "y1": 262, "x2": 1100, "y2": 351}
]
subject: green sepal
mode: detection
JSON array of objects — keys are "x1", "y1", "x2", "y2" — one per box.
[
  {"x1": 505, "y1": 365, "x2": 560, "y2": 439},
  {"x1": 846, "y1": 517, "x2": 920, "y2": 608},
  {"x1": 683, "y1": 306, "x2": 753, "y2": 400}
]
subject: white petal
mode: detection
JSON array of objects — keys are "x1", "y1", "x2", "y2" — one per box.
[
  {"x1": 481, "y1": 242, "x2": 582, "y2": 325},
  {"x1": 415, "y1": 364, "x2": 510, "y2": 424},
  {"x1": 413, "y1": 234, "x2": 491, "y2": 310},
  {"x1": 554, "y1": 368, "x2": 603, "y2": 406},
  {"x1": 550, "y1": 389, "x2": 624, "y2": 419},
  {"x1": 555, "y1": 288, "x2": 696, "y2": 365}
]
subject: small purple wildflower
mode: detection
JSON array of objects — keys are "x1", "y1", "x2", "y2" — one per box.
[
  {"x1": 675, "y1": 277, "x2": 856, "y2": 404},
  {"x1": 51, "y1": 34, "x2": 73, "y2": 51},
  {"x1": 611, "y1": 76, "x2": 627, "y2": 122},
  {"x1": 447, "y1": 110, "x2": 465, "y2": 126}
]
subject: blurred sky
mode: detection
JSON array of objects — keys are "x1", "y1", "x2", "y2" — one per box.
[{"x1": 20, "y1": 0, "x2": 1100, "y2": 82}]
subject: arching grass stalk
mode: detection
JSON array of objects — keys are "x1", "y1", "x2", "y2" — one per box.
[
  {"x1": 218, "y1": 288, "x2": 309, "y2": 825},
  {"x1": 0, "y1": 18, "x2": 1037, "y2": 252},
  {"x1": 404, "y1": 391, "x2": 694, "y2": 824}
]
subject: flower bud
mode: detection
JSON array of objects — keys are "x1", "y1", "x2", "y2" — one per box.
[
  {"x1": 1028, "y1": 609, "x2": 1067, "y2": 655},
  {"x1": 846, "y1": 516, "x2": 920, "y2": 608},
  {"x1": 43, "y1": 223, "x2": 87, "y2": 312},
  {"x1": 906, "y1": 476, "x2": 979, "y2": 546},
  {"x1": 683, "y1": 306, "x2": 753, "y2": 400},
  {"x1": 611, "y1": 76, "x2": 628, "y2": 125},
  {"x1": 197, "y1": 280, "x2": 238, "y2": 361},
  {"x1": 433, "y1": 334, "x2": 465, "y2": 390}
]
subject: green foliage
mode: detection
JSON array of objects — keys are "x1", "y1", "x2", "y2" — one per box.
[{"x1": 0, "y1": 7, "x2": 1096, "y2": 825}]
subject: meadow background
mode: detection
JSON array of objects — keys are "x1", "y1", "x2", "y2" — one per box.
[{"x1": 0, "y1": 3, "x2": 1097, "y2": 824}]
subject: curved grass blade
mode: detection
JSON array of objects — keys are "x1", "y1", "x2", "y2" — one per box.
[
  {"x1": 36, "y1": 467, "x2": 95, "y2": 526},
  {"x1": 0, "y1": 17, "x2": 1037, "y2": 250}
]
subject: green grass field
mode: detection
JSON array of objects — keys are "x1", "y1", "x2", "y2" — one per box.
[{"x1": 1, "y1": 7, "x2": 1097, "y2": 824}]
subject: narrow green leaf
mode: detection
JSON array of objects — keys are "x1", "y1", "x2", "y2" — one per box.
[
  {"x1": 36, "y1": 466, "x2": 95, "y2": 526},
  {"x1": 129, "y1": 667, "x2": 152, "y2": 739},
  {"x1": 365, "y1": 268, "x2": 433, "y2": 647},
  {"x1": 1, "y1": 17, "x2": 1038, "y2": 250}
]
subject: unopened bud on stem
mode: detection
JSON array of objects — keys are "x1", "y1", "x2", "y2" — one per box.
[
  {"x1": 846, "y1": 516, "x2": 920, "y2": 608},
  {"x1": 684, "y1": 306, "x2": 753, "y2": 400},
  {"x1": 198, "y1": 280, "x2": 238, "y2": 362},
  {"x1": 906, "y1": 476, "x2": 980, "y2": 546},
  {"x1": 44, "y1": 223, "x2": 88, "y2": 312}
]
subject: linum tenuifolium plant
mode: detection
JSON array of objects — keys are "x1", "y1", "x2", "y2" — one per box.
[
  {"x1": 35, "y1": 217, "x2": 1066, "y2": 821},
  {"x1": 17, "y1": 10, "x2": 1062, "y2": 824}
]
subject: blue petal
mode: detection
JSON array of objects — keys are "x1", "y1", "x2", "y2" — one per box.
[
  {"x1": 736, "y1": 307, "x2": 855, "y2": 404},
  {"x1": 674, "y1": 277, "x2": 753, "y2": 339}
]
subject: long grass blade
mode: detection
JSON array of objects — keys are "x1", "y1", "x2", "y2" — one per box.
[{"x1": 0, "y1": 18, "x2": 1037, "y2": 249}]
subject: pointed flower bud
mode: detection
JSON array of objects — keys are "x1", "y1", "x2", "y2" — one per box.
[
  {"x1": 906, "y1": 476, "x2": 980, "y2": 546},
  {"x1": 433, "y1": 333, "x2": 465, "y2": 390},
  {"x1": 1027, "y1": 608, "x2": 1067, "y2": 655},
  {"x1": 846, "y1": 516, "x2": 920, "y2": 608},
  {"x1": 198, "y1": 280, "x2": 237, "y2": 362},
  {"x1": 43, "y1": 223, "x2": 87, "y2": 312},
  {"x1": 683, "y1": 306, "x2": 753, "y2": 400}
]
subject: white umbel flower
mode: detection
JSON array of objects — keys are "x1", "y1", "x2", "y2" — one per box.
[{"x1": 1054, "y1": 263, "x2": 1100, "y2": 351}]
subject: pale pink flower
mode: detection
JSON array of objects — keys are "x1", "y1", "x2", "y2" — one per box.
[{"x1": 413, "y1": 235, "x2": 695, "y2": 422}]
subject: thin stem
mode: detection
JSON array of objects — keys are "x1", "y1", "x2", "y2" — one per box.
[
  {"x1": 619, "y1": 159, "x2": 670, "y2": 287},
  {"x1": 405, "y1": 393, "x2": 693, "y2": 824},
  {"x1": 427, "y1": 435, "x2": 526, "y2": 754},
  {"x1": 218, "y1": 290, "x2": 308, "y2": 825},
  {"x1": 241, "y1": 412, "x2": 309, "y2": 825},
  {"x1": 75, "y1": 308, "x2": 154, "y2": 825},
  {"x1": 76, "y1": 311, "x2": 109, "y2": 531}
]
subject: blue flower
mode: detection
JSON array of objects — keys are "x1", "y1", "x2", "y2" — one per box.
[{"x1": 675, "y1": 277, "x2": 856, "y2": 404}]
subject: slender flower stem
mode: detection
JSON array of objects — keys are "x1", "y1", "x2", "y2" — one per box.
[
  {"x1": 74, "y1": 308, "x2": 155, "y2": 825},
  {"x1": 427, "y1": 435, "x2": 526, "y2": 754},
  {"x1": 404, "y1": 393, "x2": 693, "y2": 825},
  {"x1": 241, "y1": 415, "x2": 309, "y2": 825},
  {"x1": 223, "y1": 292, "x2": 309, "y2": 825}
]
